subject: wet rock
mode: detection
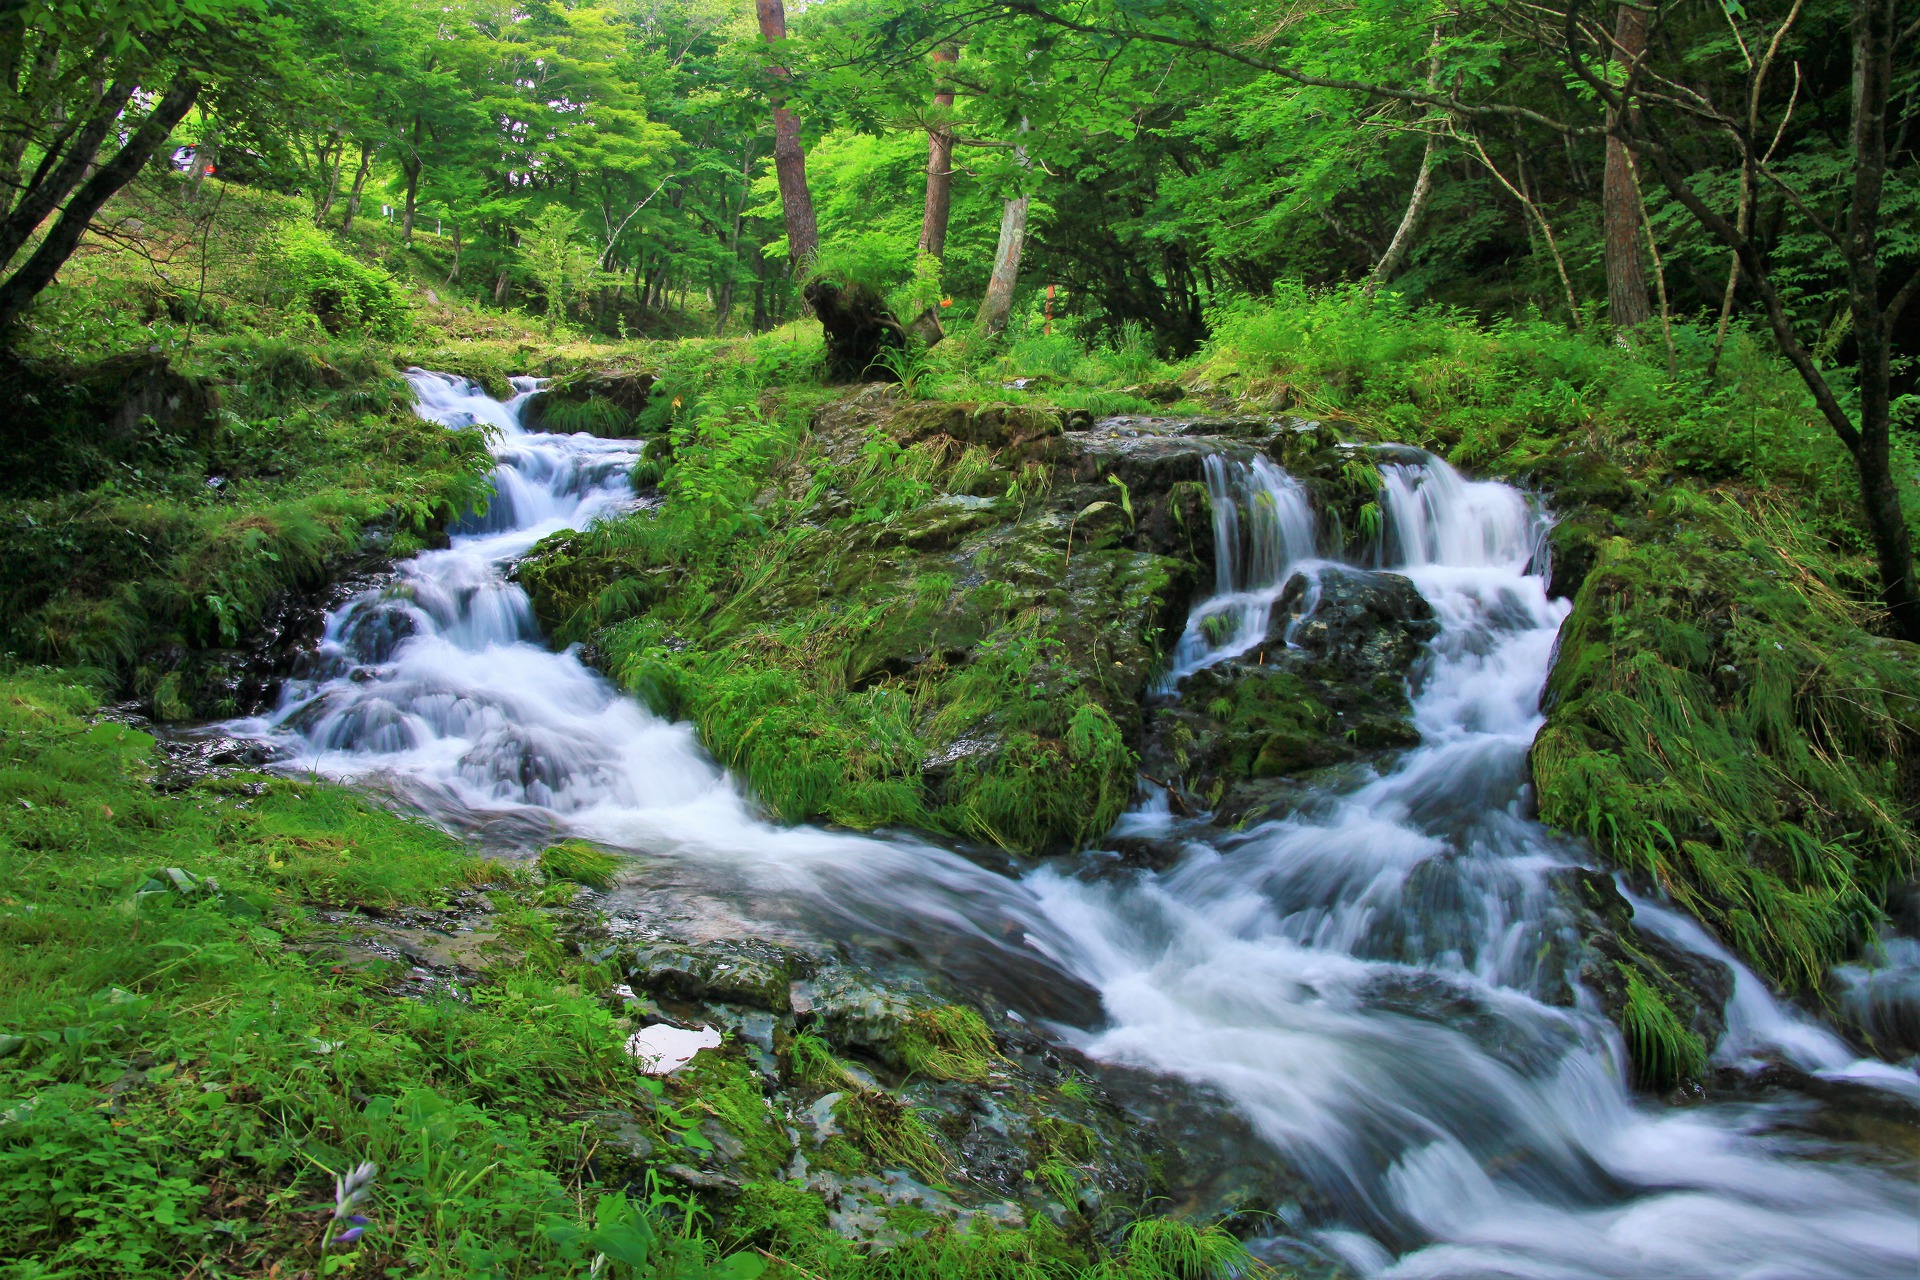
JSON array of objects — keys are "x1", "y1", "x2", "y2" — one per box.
[
  {"x1": 1835, "y1": 936, "x2": 1920, "y2": 1059},
  {"x1": 1267, "y1": 566, "x2": 1438, "y2": 676},
  {"x1": 626, "y1": 938, "x2": 810, "y2": 1009},
  {"x1": 1140, "y1": 567, "x2": 1434, "y2": 826},
  {"x1": 526, "y1": 368, "x2": 656, "y2": 436},
  {"x1": 1553, "y1": 867, "x2": 1734, "y2": 1089}
]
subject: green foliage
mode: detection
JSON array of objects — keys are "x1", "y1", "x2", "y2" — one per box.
[
  {"x1": 521, "y1": 206, "x2": 597, "y2": 322},
  {"x1": 0, "y1": 670, "x2": 781, "y2": 1279},
  {"x1": 0, "y1": 339, "x2": 495, "y2": 712},
  {"x1": 270, "y1": 224, "x2": 409, "y2": 339}
]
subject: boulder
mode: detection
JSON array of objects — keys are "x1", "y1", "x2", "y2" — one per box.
[{"x1": 1266, "y1": 565, "x2": 1438, "y2": 677}]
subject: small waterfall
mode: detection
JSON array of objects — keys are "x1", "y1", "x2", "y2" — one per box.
[
  {"x1": 1631, "y1": 892, "x2": 1920, "y2": 1102},
  {"x1": 1161, "y1": 454, "x2": 1318, "y2": 683},
  {"x1": 228, "y1": 382, "x2": 1920, "y2": 1280},
  {"x1": 1033, "y1": 446, "x2": 1920, "y2": 1278}
]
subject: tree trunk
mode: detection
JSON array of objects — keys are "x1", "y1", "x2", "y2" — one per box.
[
  {"x1": 0, "y1": 78, "x2": 200, "y2": 331},
  {"x1": 0, "y1": 78, "x2": 134, "y2": 271},
  {"x1": 312, "y1": 129, "x2": 344, "y2": 227},
  {"x1": 188, "y1": 120, "x2": 218, "y2": 205},
  {"x1": 977, "y1": 121, "x2": 1032, "y2": 336},
  {"x1": 340, "y1": 142, "x2": 376, "y2": 234},
  {"x1": 754, "y1": 0, "x2": 819, "y2": 267},
  {"x1": 977, "y1": 194, "x2": 1030, "y2": 336},
  {"x1": 401, "y1": 159, "x2": 421, "y2": 245},
  {"x1": 1603, "y1": 3, "x2": 1653, "y2": 329},
  {"x1": 1842, "y1": 0, "x2": 1919, "y2": 641},
  {"x1": 446, "y1": 224, "x2": 462, "y2": 283},
  {"x1": 917, "y1": 43, "x2": 959, "y2": 259},
  {"x1": 0, "y1": 42, "x2": 59, "y2": 214},
  {"x1": 1368, "y1": 132, "x2": 1436, "y2": 291}
]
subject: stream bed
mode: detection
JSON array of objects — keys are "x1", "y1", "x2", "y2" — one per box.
[{"x1": 228, "y1": 372, "x2": 1920, "y2": 1279}]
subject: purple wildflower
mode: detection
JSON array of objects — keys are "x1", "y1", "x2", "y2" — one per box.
[{"x1": 328, "y1": 1162, "x2": 378, "y2": 1248}]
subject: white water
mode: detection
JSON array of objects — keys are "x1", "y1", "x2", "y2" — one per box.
[
  {"x1": 234, "y1": 371, "x2": 1072, "y2": 968},
  {"x1": 1031, "y1": 453, "x2": 1919, "y2": 1277},
  {"x1": 1631, "y1": 894, "x2": 1920, "y2": 1103},
  {"x1": 233, "y1": 378, "x2": 1918, "y2": 1279},
  {"x1": 1160, "y1": 454, "x2": 1318, "y2": 683}
]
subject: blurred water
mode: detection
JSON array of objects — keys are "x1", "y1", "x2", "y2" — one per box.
[{"x1": 228, "y1": 376, "x2": 1920, "y2": 1279}]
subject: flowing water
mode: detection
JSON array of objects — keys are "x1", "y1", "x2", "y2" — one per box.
[{"x1": 233, "y1": 374, "x2": 1920, "y2": 1279}]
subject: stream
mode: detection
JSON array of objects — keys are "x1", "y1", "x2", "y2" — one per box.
[{"x1": 232, "y1": 371, "x2": 1920, "y2": 1279}]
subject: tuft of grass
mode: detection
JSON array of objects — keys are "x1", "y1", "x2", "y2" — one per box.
[
  {"x1": 782, "y1": 1033, "x2": 949, "y2": 1181},
  {"x1": 1616, "y1": 966, "x2": 1709, "y2": 1092},
  {"x1": 893, "y1": 1005, "x2": 1000, "y2": 1083},
  {"x1": 538, "y1": 839, "x2": 621, "y2": 891}
]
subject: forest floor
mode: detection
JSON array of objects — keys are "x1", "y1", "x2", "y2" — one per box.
[{"x1": 4, "y1": 175, "x2": 1918, "y2": 1279}]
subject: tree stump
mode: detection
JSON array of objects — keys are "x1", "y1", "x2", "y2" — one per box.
[{"x1": 804, "y1": 279, "x2": 907, "y2": 382}]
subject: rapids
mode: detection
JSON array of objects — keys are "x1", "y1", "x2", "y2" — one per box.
[{"x1": 230, "y1": 372, "x2": 1920, "y2": 1279}]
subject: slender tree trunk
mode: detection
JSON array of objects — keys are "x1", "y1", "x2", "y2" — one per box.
[
  {"x1": 1842, "y1": 0, "x2": 1918, "y2": 640},
  {"x1": 0, "y1": 79, "x2": 134, "y2": 271},
  {"x1": 0, "y1": 42, "x2": 59, "y2": 212},
  {"x1": 977, "y1": 118, "x2": 1032, "y2": 336},
  {"x1": 752, "y1": 244, "x2": 770, "y2": 331},
  {"x1": 978, "y1": 194, "x2": 1030, "y2": 336},
  {"x1": 340, "y1": 142, "x2": 376, "y2": 234},
  {"x1": 188, "y1": 119, "x2": 218, "y2": 204},
  {"x1": 1603, "y1": 3, "x2": 1653, "y2": 329},
  {"x1": 917, "y1": 43, "x2": 959, "y2": 258},
  {"x1": 312, "y1": 129, "x2": 344, "y2": 226},
  {"x1": 401, "y1": 160, "x2": 421, "y2": 245},
  {"x1": 0, "y1": 78, "x2": 200, "y2": 330},
  {"x1": 754, "y1": 0, "x2": 819, "y2": 267},
  {"x1": 446, "y1": 225, "x2": 462, "y2": 283},
  {"x1": 1368, "y1": 134, "x2": 1435, "y2": 291},
  {"x1": 1368, "y1": 35, "x2": 1441, "y2": 294}
]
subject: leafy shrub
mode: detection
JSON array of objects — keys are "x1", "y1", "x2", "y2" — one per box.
[{"x1": 270, "y1": 223, "x2": 408, "y2": 338}]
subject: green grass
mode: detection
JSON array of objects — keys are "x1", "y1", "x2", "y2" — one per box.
[
  {"x1": 0, "y1": 669, "x2": 1270, "y2": 1278},
  {"x1": 0, "y1": 338, "x2": 495, "y2": 714}
]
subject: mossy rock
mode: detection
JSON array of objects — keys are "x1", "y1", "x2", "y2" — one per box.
[
  {"x1": 626, "y1": 938, "x2": 807, "y2": 1009},
  {"x1": 526, "y1": 369, "x2": 657, "y2": 437},
  {"x1": 1531, "y1": 490, "x2": 1920, "y2": 993},
  {"x1": 513, "y1": 529, "x2": 662, "y2": 640}
]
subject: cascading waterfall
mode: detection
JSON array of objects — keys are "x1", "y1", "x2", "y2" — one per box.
[
  {"x1": 1160, "y1": 454, "x2": 1317, "y2": 684},
  {"x1": 1034, "y1": 451, "x2": 1919, "y2": 1278},
  {"x1": 232, "y1": 377, "x2": 1919, "y2": 1280},
  {"x1": 232, "y1": 370, "x2": 1086, "y2": 995}
]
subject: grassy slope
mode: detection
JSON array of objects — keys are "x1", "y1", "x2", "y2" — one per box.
[{"x1": 0, "y1": 670, "x2": 1264, "y2": 1279}]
